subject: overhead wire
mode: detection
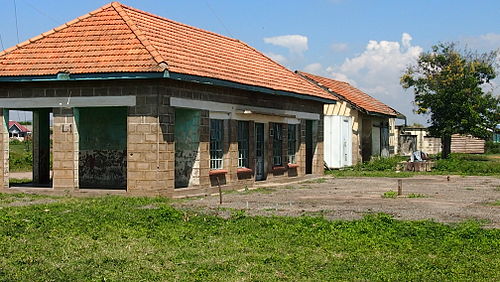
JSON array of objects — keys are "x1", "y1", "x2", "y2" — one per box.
[
  {"x1": 21, "y1": 0, "x2": 60, "y2": 24},
  {"x1": 204, "y1": 0, "x2": 234, "y2": 38},
  {"x1": 13, "y1": 0, "x2": 20, "y2": 43},
  {"x1": 0, "y1": 33, "x2": 5, "y2": 51}
]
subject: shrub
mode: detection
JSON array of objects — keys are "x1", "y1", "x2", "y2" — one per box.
[
  {"x1": 434, "y1": 154, "x2": 500, "y2": 175},
  {"x1": 382, "y1": 190, "x2": 398, "y2": 198},
  {"x1": 485, "y1": 141, "x2": 500, "y2": 154}
]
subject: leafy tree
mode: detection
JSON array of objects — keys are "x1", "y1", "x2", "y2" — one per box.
[{"x1": 401, "y1": 43, "x2": 499, "y2": 158}]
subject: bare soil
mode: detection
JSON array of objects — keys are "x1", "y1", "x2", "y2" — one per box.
[{"x1": 176, "y1": 175, "x2": 500, "y2": 228}]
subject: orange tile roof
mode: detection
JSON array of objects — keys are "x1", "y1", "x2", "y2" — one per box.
[
  {"x1": 298, "y1": 71, "x2": 399, "y2": 117},
  {"x1": 0, "y1": 2, "x2": 335, "y2": 102}
]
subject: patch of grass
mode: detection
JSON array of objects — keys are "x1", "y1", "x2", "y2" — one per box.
[
  {"x1": 407, "y1": 193, "x2": 428, "y2": 198},
  {"x1": 9, "y1": 178, "x2": 32, "y2": 184},
  {"x1": 9, "y1": 140, "x2": 33, "y2": 172},
  {"x1": 382, "y1": 190, "x2": 398, "y2": 198},
  {"x1": 433, "y1": 154, "x2": 500, "y2": 176},
  {"x1": 465, "y1": 187, "x2": 475, "y2": 191},
  {"x1": 327, "y1": 170, "x2": 416, "y2": 178},
  {"x1": 1, "y1": 197, "x2": 499, "y2": 280},
  {"x1": 486, "y1": 200, "x2": 500, "y2": 206},
  {"x1": 240, "y1": 187, "x2": 275, "y2": 194},
  {"x1": 300, "y1": 177, "x2": 328, "y2": 184},
  {"x1": 327, "y1": 153, "x2": 500, "y2": 177}
]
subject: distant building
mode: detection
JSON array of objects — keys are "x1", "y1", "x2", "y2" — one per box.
[
  {"x1": 298, "y1": 71, "x2": 404, "y2": 168},
  {"x1": 8, "y1": 121, "x2": 32, "y2": 141}
]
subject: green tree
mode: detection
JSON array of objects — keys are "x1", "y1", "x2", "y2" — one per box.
[{"x1": 401, "y1": 43, "x2": 499, "y2": 158}]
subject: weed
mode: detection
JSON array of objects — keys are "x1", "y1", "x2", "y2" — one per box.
[
  {"x1": 486, "y1": 200, "x2": 500, "y2": 206},
  {"x1": 407, "y1": 193, "x2": 427, "y2": 198},
  {"x1": 300, "y1": 177, "x2": 327, "y2": 184},
  {"x1": 382, "y1": 190, "x2": 398, "y2": 198}
]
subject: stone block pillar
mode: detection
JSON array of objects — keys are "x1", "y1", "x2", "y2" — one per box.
[
  {"x1": 0, "y1": 109, "x2": 9, "y2": 189},
  {"x1": 33, "y1": 109, "x2": 51, "y2": 185},
  {"x1": 52, "y1": 108, "x2": 78, "y2": 190}
]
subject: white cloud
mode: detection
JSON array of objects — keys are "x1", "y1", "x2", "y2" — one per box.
[
  {"x1": 330, "y1": 42, "x2": 349, "y2": 52},
  {"x1": 265, "y1": 52, "x2": 288, "y2": 65},
  {"x1": 461, "y1": 33, "x2": 500, "y2": 51},
  {"x1": 325, "y1": 33, "x2": 425, "y2": 124},
  {"x1": 264, "y1": 34, "x2": 309, "y2": 55},
  {"x1": 401, "y1": 33, "x2": 412, "y2": 49},
  {"x1": 303, "y1": 63, "x2": 323, "y2": 73}
]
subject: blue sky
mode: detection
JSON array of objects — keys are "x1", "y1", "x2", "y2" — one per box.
[{"x1": 1, "y1": 0, "x2": 499, "y2": 124}]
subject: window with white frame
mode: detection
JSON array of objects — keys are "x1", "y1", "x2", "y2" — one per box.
[
  {"x1": 272, "y1": 123, "x2": 283, "y2": 166},
  {"x1": 237, "y1": 121, "x2": 249, "y2": 168},
  {"x1": 210, "y1": 119, "x2": 224, "y2": 169},
  {"x1": 287, "y1": 124, "x2": 297, "y2": 164}
]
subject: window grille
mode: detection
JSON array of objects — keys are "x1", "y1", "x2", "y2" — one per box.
[
  {"x1": 287, "y1": 124, "x2": 297, "y2": 164},
  {"x1": 272, "y1": 123, "x2": 283, "y2": 166},
  {"x1": 237, "y1": 121, "x2": 249, "y2": 168},
  {"x1": 210, "y1": 119, "x2": 224, "y2": 169}
]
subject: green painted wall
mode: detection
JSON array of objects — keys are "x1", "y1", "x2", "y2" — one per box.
[
  {"x1": 174, "y1": 108, "x2": 200, "y2": 188},
  {"x1": 75, "y1": 107, "x2": 127, "y2": 150},
  {"x1": 75, "y1": 107, "x2": 127, "y2": 189}
]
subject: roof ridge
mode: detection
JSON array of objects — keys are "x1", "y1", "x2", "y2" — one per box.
[
  {"x1": 0, "y1": 3, "x2": 114, "y2": 57},
  {"x1": 117, "y1": 2, "x2": 242, "y2": 44},
  {"x1": 299, "y1": 71, "x2": 399, "y2": 116},
  {"x1": 111, "y1": 2, "x2": 167, "y2": 70},
  {"x1": 297, "y1": 71, "x2": 349, "y2": 102}
]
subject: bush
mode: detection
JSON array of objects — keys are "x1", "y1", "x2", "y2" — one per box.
[
  {"x1": 485, "y1": 141, "x2": 500, "y2": 154},
  {"x1": 382, "y1": 190, "x2": 398, "y2": 198},
  {"x1": 434, "y1": 154, "x2": 500, "y2": 175},
  {"x1": 353, "y1": 156, "x2": 406, "y2": 171}
]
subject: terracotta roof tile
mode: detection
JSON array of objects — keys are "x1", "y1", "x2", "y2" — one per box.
[
  {"x1": 0, "y1": 2, "x2": 334, "y2": 102},
  {"x1": 298, "y1": 71, "x2": 399, "y2": 116}
]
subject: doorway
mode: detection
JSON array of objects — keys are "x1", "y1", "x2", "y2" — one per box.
[
  {"x1": 8, "y1": 109, "x2": 52, "y2": 188},
  {"x1": 305, "y1": 120, "x2": 314, "y2": 174},
  {"x1": 255, "y1": 123, "x2": 265, "y2": 181}
]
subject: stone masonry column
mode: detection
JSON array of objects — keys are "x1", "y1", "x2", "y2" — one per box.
[
  {"x1": 127, "y1": 93, "x2": 175, "y2": 196},
  {"x1": 32, "y1": 109, "x2": 51, "y2": 185},
  {"x1": 0, "y1": 109, "x2": 9, "y2": 189},
  {"x1": 52, "y1": 108, "x2": 78, "y2": 190}
]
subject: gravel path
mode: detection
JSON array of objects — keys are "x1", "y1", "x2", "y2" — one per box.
[{"x1": 176, "y1": 175, "x2": 500, "y2": 228}]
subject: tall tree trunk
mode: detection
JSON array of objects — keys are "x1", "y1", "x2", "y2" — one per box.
[{"x1": 442, "y1": 135, "x2": 451, "y2": 159}]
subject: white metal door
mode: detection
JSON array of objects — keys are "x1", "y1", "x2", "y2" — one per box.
[
  {"x1": 341, "y1": 117, "x2": 352, "y2": 167},
  {"x1": 324, "y1": 115, "x2": 352, "y2": 168}
]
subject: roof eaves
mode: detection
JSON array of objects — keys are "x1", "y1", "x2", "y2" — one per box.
[
  {"x1": 0, "y1": 3, "x2": 114, "y2": 57},
  {"x1": 167, "y1": 72, "x2": 336, "y2": 104},
  {"x1": 111, "y1": 2, "x2": 167, "y2": 71}
]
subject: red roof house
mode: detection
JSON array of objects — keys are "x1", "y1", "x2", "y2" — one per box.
[{"x1": 0, "y1": 2, "x2": 332, "y2": 195}]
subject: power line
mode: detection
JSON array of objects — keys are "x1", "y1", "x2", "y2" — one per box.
[
  {"x1": 204, "y1": 1, "x2": 234, "y2": 38},
  {"x1": 13, "y1": 0, "x2": 20, "y2": 43},
  {"x1": 0, "y1": 33, "x2": 5, "y2": 51},
  {"x1": 21, "y1": 0, "x2": 60, "y2": 24}
]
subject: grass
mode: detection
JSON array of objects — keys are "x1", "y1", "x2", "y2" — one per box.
[
  {"x1": 300, "y1": 177, "x2": 328, "y2": 184},
  {"x1": 327, "y1": 154, "x2": 500, "y2": 178},
  {"x1": 1, "y1": 194, "x2": 498, "y2": 281},
  {"x1": 487, "y1": 200, "x2": 500, "y2": 206},
  {"x1": 9, "y1": 178, "x2": 32, "y2": 185},
  {"x1": 407, "y1": 193, "x2": 428, "y2": 198},
  {"x1": 9, "y1": 140, "x2": 32, "y2": 172},
  {"x1": 382, "y1": 190, "x2": 398, "y2": 198}
]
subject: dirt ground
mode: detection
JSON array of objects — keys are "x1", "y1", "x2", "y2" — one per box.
[{"x1": 176, "y1": 175, "x2": 500, "y2": 228}]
